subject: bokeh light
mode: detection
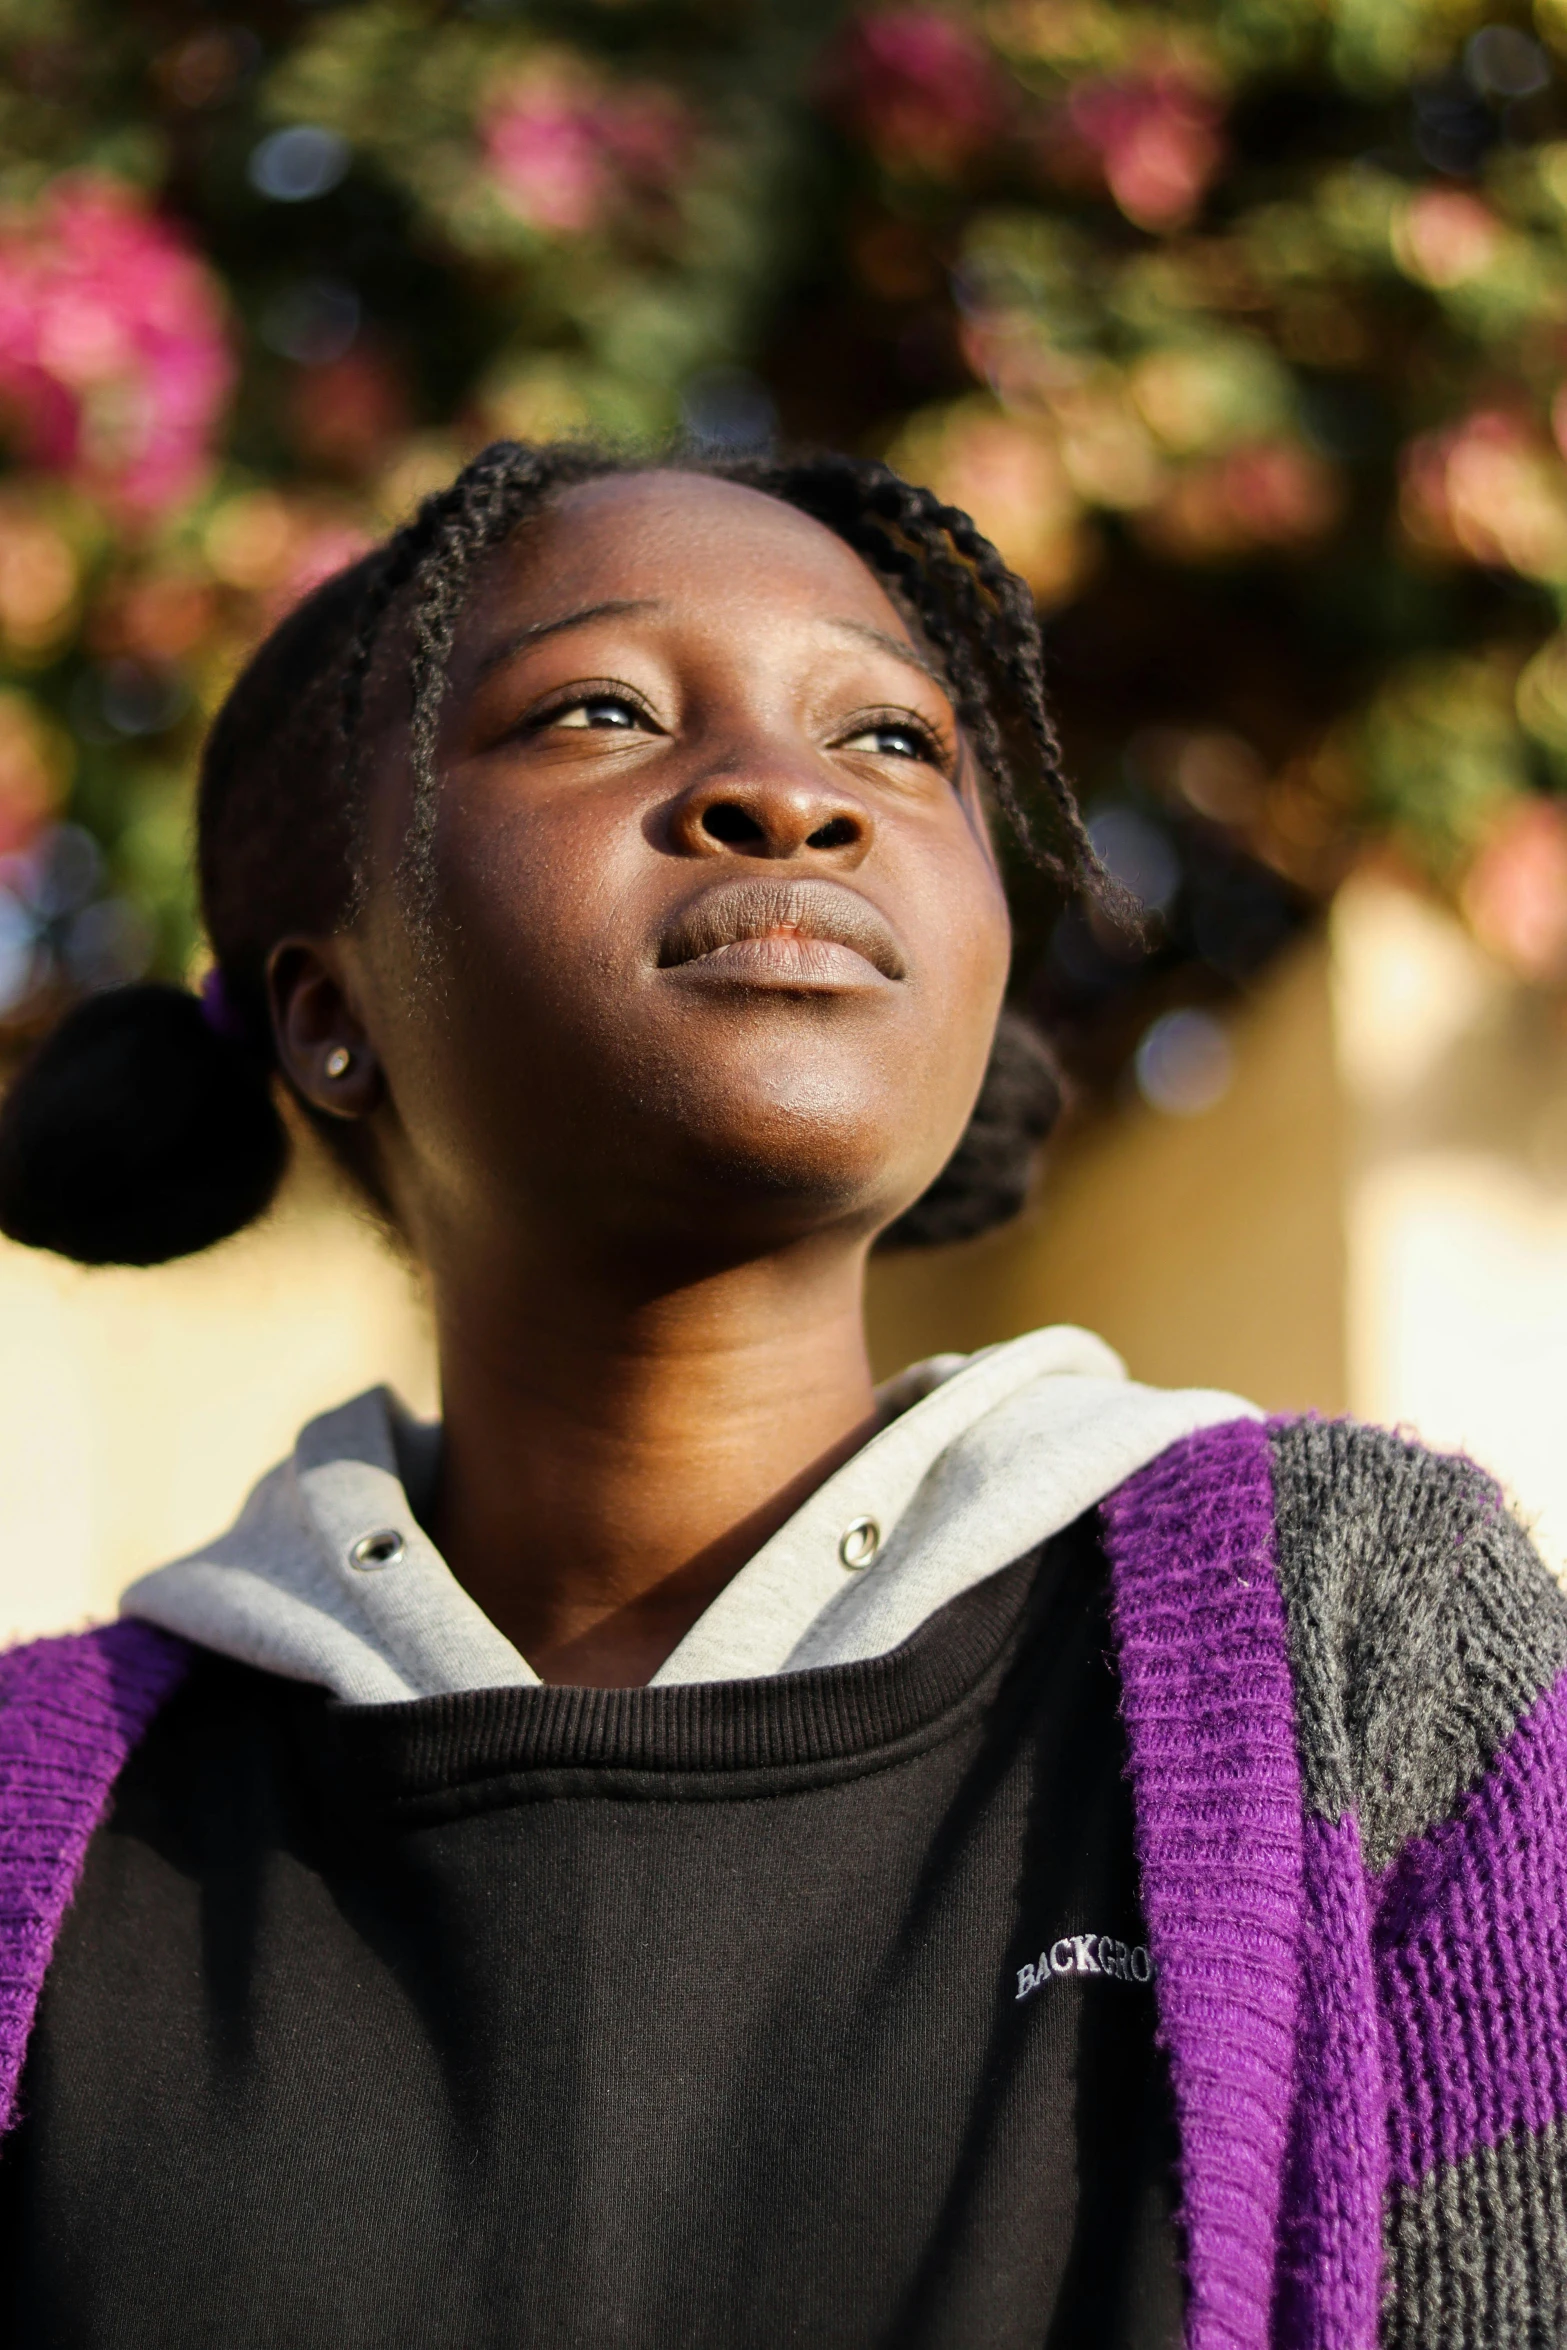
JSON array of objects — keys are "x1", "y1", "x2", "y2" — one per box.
[{"x1": 1134, "y1": 1008, "x2": 1235, "y2": 1116}]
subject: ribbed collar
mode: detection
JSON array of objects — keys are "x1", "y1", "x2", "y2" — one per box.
[{"x1": 316, "y1": 1545, "x2": 1045, "y2": 1811}]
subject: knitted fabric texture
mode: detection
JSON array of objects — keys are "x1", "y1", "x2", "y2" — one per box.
[
  {"x1": 1101, "y1": 1416, "x2": 1303, "y2": 2346},
  {"x1": 1101, "y1": 1414, "x2": 1567, "y2": 2348},
  {"x1": 1267, "y1": 1416, "x2": 1567, "y2": 2346},
  {"x1": 0, "y1": 1619, "x2": 190, "y2": 2128},
  {"x1": 2, "y1": 1419, "x2": 1566, "y2": 2349}
]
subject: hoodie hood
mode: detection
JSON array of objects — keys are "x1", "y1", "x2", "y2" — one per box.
[{"x1": 121, "y1": 1325, "x2": 1260, "y2": 1704}]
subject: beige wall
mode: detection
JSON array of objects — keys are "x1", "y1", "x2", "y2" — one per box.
[
  {"x1": 0, "y1": 1156, "x2": 435, "y2": 1639},
  {"x1": 1334, "y1": 874, "x2": 1567, "y2": 1573}
]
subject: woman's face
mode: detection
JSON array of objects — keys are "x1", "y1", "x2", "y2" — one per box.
[{"x1": 337, "y1": 469, "x2": 1012, "y2": 1271}]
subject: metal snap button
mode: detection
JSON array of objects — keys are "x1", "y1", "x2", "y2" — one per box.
[
  {"x1": 350, "y1": 1528, "x2": 404, "y2": 1571},
  {"x1": 839, "y1": 1517, "x2": 880, "y2": 1570}
]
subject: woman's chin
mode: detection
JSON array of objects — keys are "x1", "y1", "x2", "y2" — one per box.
[{"x1": 646, "y1": 1115, "x2": 939, "y2": 1247}]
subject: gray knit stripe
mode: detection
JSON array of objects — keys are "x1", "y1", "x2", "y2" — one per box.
[
  {"x1": 1267, "y1": 1420, "x2": 1567, "y2": 1869},
  {"x1": 1383, "y1": 2112, "x2": 1567, "y2": 2347}
]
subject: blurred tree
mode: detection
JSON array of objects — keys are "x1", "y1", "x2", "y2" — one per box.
[{"x1": 2, "y1": 0, "x2": 1567, "y2": 1102}]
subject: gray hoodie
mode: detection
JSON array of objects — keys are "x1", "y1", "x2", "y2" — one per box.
[{"x1": 122, "y1": 1324, "x2": 1258, "y2": 1703}]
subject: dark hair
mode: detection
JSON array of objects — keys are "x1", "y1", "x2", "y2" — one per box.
[{"x1": 0, "y1": 442, "x2": 1100, "y2": 1268}]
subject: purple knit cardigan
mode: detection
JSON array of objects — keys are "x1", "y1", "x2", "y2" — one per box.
[{"x1": 0, "y1": 1414, "x2": 1562, "y2": 2348}]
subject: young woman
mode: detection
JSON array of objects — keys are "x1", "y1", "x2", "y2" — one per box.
[{"x1": 0, "y1": 443, "x2": 1560, "y2": 2350}]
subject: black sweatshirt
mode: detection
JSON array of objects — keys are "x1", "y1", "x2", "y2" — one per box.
[{"x1": 0, "y1": 1512, "x2": 1182, "y2": 2348}]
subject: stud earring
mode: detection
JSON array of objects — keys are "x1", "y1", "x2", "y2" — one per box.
[{"x1": 324, "y1": 1046, "x2": 354, "y2": 1080}]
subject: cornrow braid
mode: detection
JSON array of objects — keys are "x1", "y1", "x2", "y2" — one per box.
[
  {"x1": 338, "y1": 494, "x2": 458, "y2": 794},
  {"x1": 398, "y1": 443, "x2": 609, "y2": 936},
  {"x1": 0, "y1": 435, "x2": 1092, "y2": 1268},
  {"x1": 335, "y1": 448, "x2": 561, "y2": 924}
]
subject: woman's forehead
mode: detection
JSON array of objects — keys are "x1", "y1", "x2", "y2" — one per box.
[{"x1": 470, "y1": 468, "x2": 918, "y2": 644}]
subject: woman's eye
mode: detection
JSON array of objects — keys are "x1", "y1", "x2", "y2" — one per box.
[
  {"x1": 546, "y1": 695, "x2": 643, "y2": 732},
  {"x1": 840, "y1": 720, "x2": 939, "y2": 762}
]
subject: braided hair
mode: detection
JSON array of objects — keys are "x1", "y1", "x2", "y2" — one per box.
[{"x1": 0, "y1": 440, "x2": 1101, "y2": 1267}]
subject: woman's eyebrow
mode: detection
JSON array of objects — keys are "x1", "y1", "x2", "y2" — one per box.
[
  {"x1": 825, "y1": 618, "x2": 950, "y2": 694},
  {"x1": 471, "y1": 599, "x2": 662, "y2": 683}
]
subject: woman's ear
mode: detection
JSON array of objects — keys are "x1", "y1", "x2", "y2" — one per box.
[{"x1": 267, "y1": 939, "x2": 383, "y2": 1121}]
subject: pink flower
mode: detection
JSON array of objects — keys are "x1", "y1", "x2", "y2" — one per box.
[
  {"x1": 275, "y1": 521, "x2": 373, "y2": 617},
  {"x1": 484, "y1": 69, "x2": 691, "y2": 236},
  {"x1": 819, "y1": 9, "x2": 1010, "y2": 175},
  {"x1": 1141, "y1": 439, "x2": 1339, "y2": 558},
  {"x1": 1395, "y1": 189, "x2": 1501, "y2": 287},
  {"x1": 1461, "y1": 798, "x2": 1567, "y2": 982},
  {"x1": 1065, "y1": 74, "x2": 1224, "y2": 232},
  {"x1": 486, "y1": 79, "x2": 613, "y2": 234},
  {"x1": 1400, "y1": 411, "x2": 1567, "y2": 581},
  {"x1": 0, "y1": 176, "x2": 233, "y2": 517}
]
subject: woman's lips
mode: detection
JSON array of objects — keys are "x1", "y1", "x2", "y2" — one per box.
[
  {"x1": 672, "y1": 932, "x2": 886, "y2": 986},
  {"x1": 657, "y1": 878, "x2": 907, "y2": 989}
]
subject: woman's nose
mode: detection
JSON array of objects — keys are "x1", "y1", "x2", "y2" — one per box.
[{"x1": 668, "y1": 771, "x2": 873, "y2": 865}]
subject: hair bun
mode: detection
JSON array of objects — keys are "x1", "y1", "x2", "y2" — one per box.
[
  {"x1": 0, "y1": 984, "x2": 288, "y2": 1267},
  {"x1": 878, "y1": 1007, "x2": 1064, "y2": 1252}
]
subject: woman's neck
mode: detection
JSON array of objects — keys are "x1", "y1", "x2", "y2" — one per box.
[{"x1": 425, "y1": 1238, "x2": 881, "y2": 1687}]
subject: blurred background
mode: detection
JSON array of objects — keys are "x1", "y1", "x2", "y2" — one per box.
[{"x1": 1, "y1": 0, "x2": 1566, "y2": 1632}]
